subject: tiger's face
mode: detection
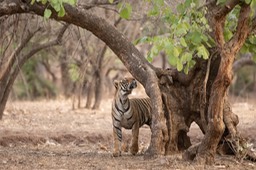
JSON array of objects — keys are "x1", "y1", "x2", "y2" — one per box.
[{"x1": 114, "y1": 78, "x2": 137, "y2": 95}]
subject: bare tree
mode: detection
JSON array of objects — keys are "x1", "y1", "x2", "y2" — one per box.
[{"x1": 0, "y1": 14, "x2": 68, "y2": 118}]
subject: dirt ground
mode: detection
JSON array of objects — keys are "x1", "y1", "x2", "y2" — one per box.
[{"x1": 0, "y1": 97, "x2": 256, "y2": 170}]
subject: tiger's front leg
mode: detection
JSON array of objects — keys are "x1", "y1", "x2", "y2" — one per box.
[
  {"x1": 112, "y1": 125, "x2": 122, "y2": 157},
  {"x1": 130, "y1": 122, "x2": 139, "y2": 155}
]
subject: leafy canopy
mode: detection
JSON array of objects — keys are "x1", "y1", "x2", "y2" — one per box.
[
  {"x1": 135, "y1": 0, "x2": 212, "y2": 74},
  {"x1": 134, "y1": 0, "x2": 256, "y2": 73},
  {"x1": 33, "y1": 0, "x2": 256, "y2": 73}
]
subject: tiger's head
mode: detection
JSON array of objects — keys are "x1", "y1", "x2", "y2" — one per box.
[{"x1": 114, "y1": 77, "x2": 137, "y2": 95}]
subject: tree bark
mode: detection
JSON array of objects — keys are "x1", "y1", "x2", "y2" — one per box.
[
  {"x1": 92, "y1": 44, "x2": 107, "y2": 110},
  {"x1": 195, "y1": 1, "x2": 251, "y2": 164},
  {"x1": 60, "y1": 49, "x2": 73, "y2": 98}
]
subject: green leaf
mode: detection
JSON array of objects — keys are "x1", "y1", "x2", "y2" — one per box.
[
  {"x1": 240, "y1": 46, "x2": 248, "y2": 54},
  {"x1": 173, "y1": 47, "x2": 180, "y2": 58},
  {"x1": 51, "y1": 2, "x2": 61, "y2": 12},
  {"x1": 44, "y1": 9, "x2": 52, "y2": 19},
  {"x1": 58, "y1": 5, "x2": 66, "y2": 17},
  {"x1": 41, "y1": 0, "x2": 48, "y2": 5},
  {"x1": 217, "y1": 0, "x2": 226, "y2": 5},
  {"x1": 177, "y1": 60, "x2": 183, "y2": 71},
  {"x1": 109, "y1": 0, "x2": 114, "y2": 3},
  {"x1": 175, "y1": 28, "x2": 187, "y2": 36},
  {"x1": 147, "y1": 51, "x2": 153, "y2": 62},
  {"x1": 224, "y1": 28, "x2": 233, "y2": 41},
  {"x1": 168, "y1": 54, "x2": 177, "y2": 66},
  {"x1": 31, "y1": 0, "x2": 35, "y2": 4},
  {"x1": 181, "y1": 52, "x2": 192, "y2": 62},
  {"x1": 190, "y1": 31, "x2": 202, "y2": 45},
  {"x1": 63, "y1": 0, "x2": 77, "y2": 5},
  {"x1": 120, "y1": 3, "x2": 132, "y2": 19},
  {"x1": 69, "y1": 63, "x2": 79, "y2": 82},
  {"x1": 133, "y1": 36, "x2": 151, "y2": 45},
  {"x1": 148, "y1": 6, "x2": 160, "y2": 16},
  {"x1": 184, "y1": 0, "x2": 192, "y2": 8},
  {"x1": 245, "y1": 0, "x2": 251, "y2": 4},
  {"x1": 177, "y1": 3, "x2": 185, "y2": 14},
  {"x1": 180, "y1": 37, "x2": 187, "y2": 47},
  {"x1": 197, "y1": 45, "x2": 209, "y2": 59},
  {"x1": 184, "y1": 64, "x2": 189, "y2": 74},
  {"x1": 147, "y1": 45, "x2": 159, "y2": 62},
  {"x1": 163, "y1": 39, "x2": 174, "y2": 49}
]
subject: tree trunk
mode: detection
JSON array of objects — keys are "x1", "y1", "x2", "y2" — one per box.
[
  {"x1": 60, "y1": 49, "x2": 73, "y2": 98},
  {"x1": 85, "y1": 79, "x2": 95, "y2": 109},
  {"x1": 92, "y1": 72, "x2": 104, "y2": 109},
  {"x1": 92, "y1": 44, "x2": 107, "y2": 110},
  {"x1": 197, "y1": 50, "x2": 234, "y2": 164}
]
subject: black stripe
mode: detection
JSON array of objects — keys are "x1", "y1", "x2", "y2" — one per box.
[
  {"x1": 123, "y1": 100, "x2": 130, "y2": 112},
  {"x1": 119, "y1": 98, "x2": 123, "y2": 105},
  {"x1": 127, "y1": 111, "x2": 134, "y2": 120},
  {"x1": 113, "y1": 110, "x2": 119, "y2": 118},
  {"x1": 115, "y1": 102, "x2": 124, "y2": 114},
  {"x1": 115, "y1": 131, "x2": 122, "y2": 141},
  {"x1": 113, "y1": 126, "x2": 122, "y2": 141},
  {"x1": 113, "y1": 124, "x2": 121, "y2": 132},
  {"x1": 113, "y1": 114, "x2": 121, "y2": 122}
]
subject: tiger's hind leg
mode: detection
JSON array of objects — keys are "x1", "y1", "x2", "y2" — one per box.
[{"x1": 130, "y1": 122, "x2": 139, "y2": 155}]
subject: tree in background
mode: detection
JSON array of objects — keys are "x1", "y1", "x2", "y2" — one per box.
[
  {"x1": 1, "y1": 0, "x2": 256, "y2": 165},
  {"x1": 0, "y1": 14, "x2": 68, "y2": 118}
]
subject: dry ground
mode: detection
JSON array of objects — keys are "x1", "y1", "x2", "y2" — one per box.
[{"x1": 0, "y1": 97, "x2": 255, "y2": 170}]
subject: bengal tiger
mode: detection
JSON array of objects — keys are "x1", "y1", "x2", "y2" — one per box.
[{"x1": 112, "y1": 77, "x2": 152, "y2": 157}]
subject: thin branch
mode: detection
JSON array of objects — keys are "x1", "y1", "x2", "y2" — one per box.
[
  {"x1": 0, "y1": 26, "x2": 41, "y2": 81},
  {"x1": 20, "y1": 24, "x2": 69, "y2": 62},
  {"x1": 77, "y1": 0, "x2": 120, "y2": 10},
  {"x1": 41, "y1": 60, "x2": 57, "y2": 81},
  {"x1": 2, "y1": 24, "x2": 69, "y2": 104}
]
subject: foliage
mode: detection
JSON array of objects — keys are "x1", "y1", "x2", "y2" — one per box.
[
  {"x1": 221, "y1": 1, "x2": 256, "y2": 61},
  {"x1": 31, "y1": 0, "x2": 77, "y2": 18},
  {"x1": 133, "y1": 0, "x2": 256, "y2": 73},
  {"x1": 135, "y1": 0, "x2": 212, "y2": 74},
  {"x1": 15, "y1": 57, "x2": 57, "y2": 99},
  {"x1": 68, "y1": 63, "x2": 80, "y2": 82},
  {"x1": 108, "y1": 0, "x2": 132, "y2": 19}
]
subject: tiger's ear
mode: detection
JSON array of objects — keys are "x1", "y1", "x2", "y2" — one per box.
[{"x1": 114, "y1": 80, "x2": 119, "y2": 89}]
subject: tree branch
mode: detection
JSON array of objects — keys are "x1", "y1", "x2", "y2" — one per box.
[
  {"x1": 228, "y1": 2, "x2": 251, "y2": 53},
  {"x1": 20, "y1": 24, "x2": 69, "y2": 62},
  {"x1": 0, "y1": 0, "x2": 157, "y2": 84},
  {"x1": 0, "y1": 26, "x2": 41, "y2": 81},
  {"x1": 5, "y1": 24, "x2": 69, "y2": 100}
]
